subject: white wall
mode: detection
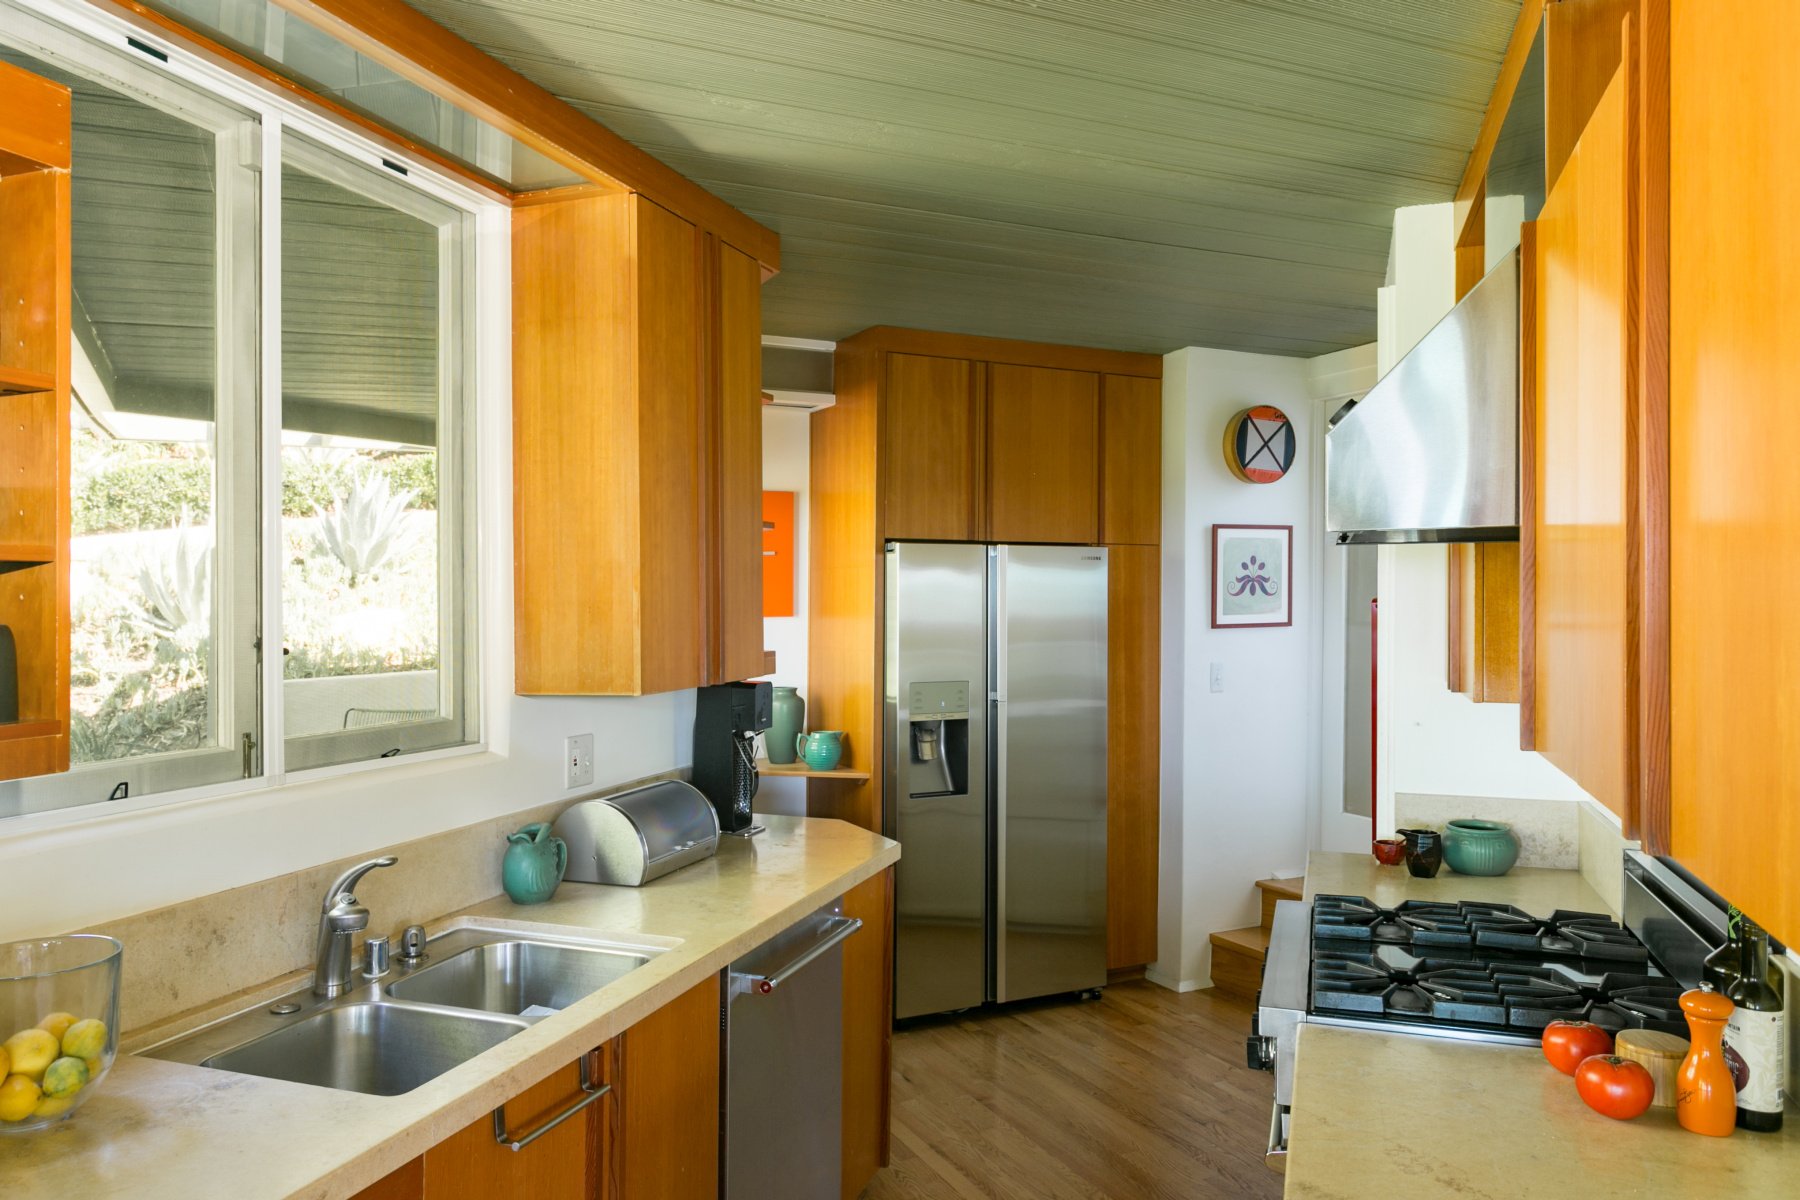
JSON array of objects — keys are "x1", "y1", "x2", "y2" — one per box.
[
  {"x1": 754, "y1": 406, "x2": 811, "y2": 818},
  {"x1": 1371, "y1": 203, "x2": 1591, "y2": 829},
  {"x1": 0, "y1": 206, "x2": 699, "y2": 943},
  {"x1": 1154, "y1": 348, "x2": 1323, "y2": 991}
]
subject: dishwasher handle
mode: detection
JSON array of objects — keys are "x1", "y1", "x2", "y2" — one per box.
[{"x1": 733, "y1": 916, "x2": 862, "y2": 995}]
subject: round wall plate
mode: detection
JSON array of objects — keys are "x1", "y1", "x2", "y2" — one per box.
[{"x1": 1223, "y1": 405, "x2": 1296, "y2": 483}]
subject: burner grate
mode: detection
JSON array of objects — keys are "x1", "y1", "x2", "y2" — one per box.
[{"x1": 1312, "y1": 894, "x2": 1648, "y2": 964}]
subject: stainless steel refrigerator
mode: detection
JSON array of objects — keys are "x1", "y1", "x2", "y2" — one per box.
[{"x1": 884, "y1": 542, "x2": 1108, "y2": 1020}]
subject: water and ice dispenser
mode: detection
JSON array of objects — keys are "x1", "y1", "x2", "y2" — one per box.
[{"x1": 905, "y1": 680, "x2": 970, "y2": 798}]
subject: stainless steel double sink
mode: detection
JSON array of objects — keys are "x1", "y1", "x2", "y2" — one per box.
[{"x1": 143, "y1": 924, "x2": 664, "y2": 1097}]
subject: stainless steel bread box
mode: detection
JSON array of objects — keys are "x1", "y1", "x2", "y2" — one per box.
[{"x1": 554, "y1": 780, "x2": 721, "y2": 886}]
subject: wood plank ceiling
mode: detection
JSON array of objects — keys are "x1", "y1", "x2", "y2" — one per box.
[{"x1": 407, "y1": 0, "x2": 1523, "y2": 356}]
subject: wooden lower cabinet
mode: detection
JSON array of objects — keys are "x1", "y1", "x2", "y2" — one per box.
[
  {"x1": 840, "y1": 868, "x2": 895, "y2": 1200},
  {"x1": 617, "y1": 975, "x2": 722, "y2": 1200},
  {"x1": 425, "y1": 1050, "x2": 610, "y2": 1200},
  {"x1": 351, "y1": 1051, "x2": 610, "y2": 1200}
]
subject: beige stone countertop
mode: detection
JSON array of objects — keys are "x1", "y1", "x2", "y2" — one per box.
[
  {"x1": 1285, "y1": 852, "x2": 1800, "y2": 1197},
  {"x1": 1284, "y1": 1025, "x2": 1800, "y2": 1198},
  {"x1": 0, "y1": 815, "x2": 898, "y2": 1200},
  {"x1": 1304, "y1": 850, "x2": 1615, "y2": 914}
]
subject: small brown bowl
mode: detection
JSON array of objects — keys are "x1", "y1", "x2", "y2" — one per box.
[{"x1": 1372, "y1": 838, "x2": 1408, "y2": 866}]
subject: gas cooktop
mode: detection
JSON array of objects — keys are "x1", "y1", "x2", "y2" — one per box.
[{"x1": 1307, "y1": 894, "x2": 1681, "y2": 1041}]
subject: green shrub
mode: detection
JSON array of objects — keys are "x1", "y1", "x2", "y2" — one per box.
[{"x1": 74, "y1": 459, "x2": 213, "y2": 534}]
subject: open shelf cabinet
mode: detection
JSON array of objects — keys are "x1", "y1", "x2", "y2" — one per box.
[{"x1": 0, "y1": 60, "x2": 73, "y2": 781}]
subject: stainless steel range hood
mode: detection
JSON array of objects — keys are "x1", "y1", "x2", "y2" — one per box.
[{"x1": 1326, "y1": 249, "x2": 1519, "y2": 545}]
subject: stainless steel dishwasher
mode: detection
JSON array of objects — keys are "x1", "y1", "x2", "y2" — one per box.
[{"x1": 721, "y1": 902, "x2": 863, "y2": 1200}]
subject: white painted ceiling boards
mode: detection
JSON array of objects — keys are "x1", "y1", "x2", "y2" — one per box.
[{"x1": 408, "y1": 0, "x2": 1522, "y2": 355}]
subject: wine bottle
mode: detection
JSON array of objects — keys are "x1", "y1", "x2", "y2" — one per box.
[
  {"x1": 1724, "y1": 920, "x2": 1786, "y2": 1133},
  {"x1": 1702, "y1": 905, "x2": 1743, "y2": 994}
]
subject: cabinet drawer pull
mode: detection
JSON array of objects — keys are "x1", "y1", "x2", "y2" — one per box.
[{"x1": 492, "y1": 1056, "x2": 609, "y2": 1152}]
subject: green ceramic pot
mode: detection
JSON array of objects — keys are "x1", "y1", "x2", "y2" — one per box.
[
  {"x1": 768, "y1": 687, "x2": 804, "y2": 764},
  {"x1": 503, "y1": 821, "x2": 567, "y2": 904},
  {"x1": 796, "y1": 730, "x2": 844, "y2": 772},
  {"x1": 1442, "y1": 819, "x2": 1521, "y2": 877}
]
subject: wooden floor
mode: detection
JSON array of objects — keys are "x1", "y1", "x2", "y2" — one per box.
[{"x1": 862, "y1": 981, "x2": 1281, "y2": 1200}]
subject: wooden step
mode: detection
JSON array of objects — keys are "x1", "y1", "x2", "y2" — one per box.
[
  {"x1": 1208, "y1": 926, "x2": 1270, "y2": 1001},
  {"x1": 1257, "y1": 876, "x2": 1304, "y2": 929}
]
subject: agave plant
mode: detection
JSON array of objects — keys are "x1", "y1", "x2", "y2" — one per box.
[
  {"x1": 316, "y1": 472, "x2": 417, "y2": 586},
  {"x1": 137, "y1": 510, "x2": 212, "y2": 643}
]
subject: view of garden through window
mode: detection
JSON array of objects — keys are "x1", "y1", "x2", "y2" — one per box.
[{"x1": 66, "y1": 414, "x2": 442, "y2": 764}]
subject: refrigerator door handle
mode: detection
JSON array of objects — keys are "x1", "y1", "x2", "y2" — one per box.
[{"x1": 990, "y1": 544, "x2": 1007, "y2": 1003}]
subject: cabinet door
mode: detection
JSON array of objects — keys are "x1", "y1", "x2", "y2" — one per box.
[
  {"x1": 635, "y1": 199, "x2": 708, "y2": 694},
  {"x1": 618, "y1": 975, "x2": 721, "y2": 1200},
  {"x1": 423, "y1": 1053, "x2": 607, "y2": 1200},
  {"x1": 839, "y1": 868, "x2": 894, "y2": 1200},
  {"x1": 986, "y1": 363, "x2": 1099, "y2": 544},
  {"x1": 715, "y1": 241, "x2": 765, "y2": 684},
  {"x1": 350, "y1": 1159, "x2": 423, "y2": 1200},
  {"x1": 1100, "y1": 375, "x2": 1160, "y2": 545},
  {"x1": 883, "y1": 353, "x2": 979, "y2": 541},
  {"x1": 1532, "y1": 65, "x2": 1629, "y2": 819},
  {"x1": 1106, "y1": 545, "x2": 1159, "y2": 969},
  {"x1": 1669, "y1": 0, "x2": 1800, "y2": 943}
]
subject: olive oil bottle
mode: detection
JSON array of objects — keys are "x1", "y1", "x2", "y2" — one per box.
[
  {"x1": 1724, "y1": 920, "x2": 1786, "y2": 1132},
  {"x1": 1702, "y1": 905, "x2": 1742, "y2": 994}
]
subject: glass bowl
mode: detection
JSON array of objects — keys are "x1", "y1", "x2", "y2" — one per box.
[{"x1": 0, "y1": 935, "x2": 122, "y2": 1132}]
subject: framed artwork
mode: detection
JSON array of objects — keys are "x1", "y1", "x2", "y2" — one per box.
[
  {"x1": 761, "y1": 491, "x2": 795, "y2": 617},
  {"x1": 1211, "y1": 524, "x2": 1293, "y2": 628}
]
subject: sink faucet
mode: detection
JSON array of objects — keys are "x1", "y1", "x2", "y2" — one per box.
[{"x1": 313, "y1": 856, "x2": 398, "y2": 997}]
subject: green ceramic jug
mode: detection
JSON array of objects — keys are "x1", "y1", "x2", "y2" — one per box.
[
  {"x1": 503, "y1": 821, "x2": 568, "y2": 904},
  {"x1": 796, "y1": 730, "x2": 844, "y2": 772}
]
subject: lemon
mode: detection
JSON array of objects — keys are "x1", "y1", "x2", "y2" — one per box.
[
  {"x1": 0, "y1": 1045, "x2": 8, "y2": 1080},
  {"x1": 36, "y1": 1012, "x2": 77, "y2": 1042},
  {"x1": 3, "y1": 1029, "x2": 58, "y2": 1080},
  {"x1": 83, "y1": 1056, "x2": 103, "y2": 1080},
  {"x1": 31, "y1": 1093, "x2": 74, "y2": 1120},
  {"x1": 0, "y1": 1075, "x2": 40, "y2": 1122},
  {"x1": 60, "y1": 1018, "x2": 106, "y2": 1061},
  {"x1": 42, "y1": 1057, "x2": 87, "y2": 1098}
]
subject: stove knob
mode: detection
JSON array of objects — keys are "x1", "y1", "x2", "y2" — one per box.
[{"x1": 1245, "y1": 1035, "x2": 1276, "y2": 1072}]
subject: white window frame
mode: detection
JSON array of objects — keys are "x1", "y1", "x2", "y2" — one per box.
[{"x1": 0, "y1": 0, "x2": 497, "y2": 818}]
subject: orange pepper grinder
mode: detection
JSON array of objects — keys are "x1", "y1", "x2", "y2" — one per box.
[{"x1": 1676, "y1": 989, "x2": 1737, "y2": 1137}]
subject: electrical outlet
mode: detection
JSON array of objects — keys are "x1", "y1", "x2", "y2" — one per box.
[
  {"x1": 1209, "y1": 662, "x2": 1225, "y2": 693},
  {"x1": 564, "y1": 733, "x2": 595, "y2": 789}
]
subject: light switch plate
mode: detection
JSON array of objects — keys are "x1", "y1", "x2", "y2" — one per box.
[
  {"x1": 564, "y1": 733, "x2": 595, "y2": 789},
  {"x1": 1209, "y1": 662, "x2": 1224, "y2": 693}
]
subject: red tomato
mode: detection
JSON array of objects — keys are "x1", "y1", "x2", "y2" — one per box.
[
  {"x1": 1574, "y1": 1055, "x2": 1656, "y2": 1120},
  {"x1": 1541, "y1": 1020, "x2": 1614, "y2": 1074}
]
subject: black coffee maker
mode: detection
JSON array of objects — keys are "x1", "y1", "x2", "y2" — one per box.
[{"x1": 692, "y1": 681, "x2": 771, "y2": 835}]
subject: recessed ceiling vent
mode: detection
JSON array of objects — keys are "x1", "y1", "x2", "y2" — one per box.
[{"x1": 761, "y1": 337, "x2": 835, "y2": 412}]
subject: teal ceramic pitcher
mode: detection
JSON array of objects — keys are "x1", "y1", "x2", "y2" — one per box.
[
  {"x1": 796, "y1": 730, "x2": 844, "y2": 772},
  {"x1": 503, "y1": 822, "x2": 567, "y2": 905}
]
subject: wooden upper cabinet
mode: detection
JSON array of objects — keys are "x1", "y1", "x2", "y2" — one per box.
[
  {"x1": 1669, "y1": 0, "x2": 1800, "y2": 944},
  {"x1": 986, "y1": 363, "x2": 1100, "y2": 545},
  {"x1": 714, "y1": 241, "x2": 765, "y2": 684},
  {"x1": 0, "y1": 61, "x2": 72, "y2": 781},
  {"x1": 1100, "y1": 374, "x2": 1160, "y2": 545},
  {"x1": 1532, "y1": 64, "x2": 1631, "y2": 820},
  {"x1": 882, "y1": 353, "x2": 979, "y2": 541},
  {"x1": 514, "y1": 190, "x2": 766, "y2": 695}
]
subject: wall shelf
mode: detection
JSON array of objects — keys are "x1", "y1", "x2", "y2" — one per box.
[
  {"x1": 758, "y1": 758, "x2": 871, "y2": 782},
  {"x1": 0, "y1": 720, "x2": 63, "y2": 743},
  {"x1": 0, "y1": 544, "x2": 54, "y2": 570},
  {"x1": 0, "y1": 366, "x2": 54, "y2": 396}
]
